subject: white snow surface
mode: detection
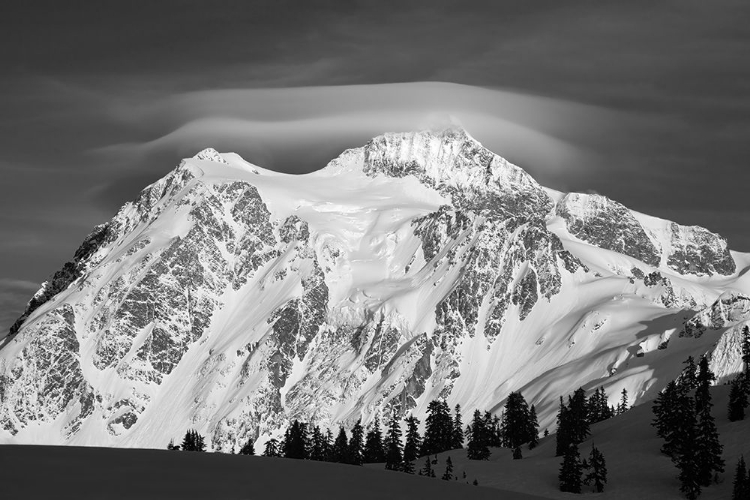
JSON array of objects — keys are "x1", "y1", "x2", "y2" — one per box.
[{"x1": 1, "y1": 134, "x2": 749, "y2": 451}]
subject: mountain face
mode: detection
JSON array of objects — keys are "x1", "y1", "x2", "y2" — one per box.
[{"x1": 1, "y1": 127, "x2": 749, "y2": 449}]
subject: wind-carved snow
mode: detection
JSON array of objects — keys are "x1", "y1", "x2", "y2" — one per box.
[{"x1": 1, "y1": 128, "x2": 749, "y2": 449}]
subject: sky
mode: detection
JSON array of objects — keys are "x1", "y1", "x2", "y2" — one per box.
[{"x1": 1, "y1": 0, "x2": 749, "y2": 332}]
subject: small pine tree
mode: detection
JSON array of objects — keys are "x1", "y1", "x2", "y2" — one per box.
[
  {"x1": 238, "y1": 437, "x2": 255, "y2": 455},
  {"x1": 441, "y1": 456, "x2": 454, "y2": 481},
  {"x1": 420, "y1": 456, "x2": 434, "y2": 477},
  {"x1": 732, "y1": 455, "x2": 749, "y2": 500},
  {"x1": 559, "y1": 444, "x2": 583, "y2": 493},
  {"x1": 729, "y1": 377, "x2": 748, "y2": 421},
  {"x1": 512, "y1": 446, "x2": 522, "y2": 460},
  {"x1": 528, "y1": 404, "x2": 539, "y2": 449},
  {"x1": 583, "y1": 443, "x2": 607, "y2": 493},
  {"x1": 263, "y1": 438, "x2": 280, "y2": 457},
  {"x1": 681, "y1": 356, "x2": 699, "y2": 390},
  {"x1": 617, "y1": 388, "x2": 629, "y2": 414}
]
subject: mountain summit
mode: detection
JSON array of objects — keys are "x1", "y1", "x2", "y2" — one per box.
[{"x1": 1, "y1": 128, "x2": 748, "y2": 449}]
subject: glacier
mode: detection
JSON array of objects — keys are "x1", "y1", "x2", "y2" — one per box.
[{"x1": 1, "y1": 126, "x2": 749, "y2": 450}]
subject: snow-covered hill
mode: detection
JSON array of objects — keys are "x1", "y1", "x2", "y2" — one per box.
[{"x1": 1, "y1": 126, "x2": 748, "y2": 449}]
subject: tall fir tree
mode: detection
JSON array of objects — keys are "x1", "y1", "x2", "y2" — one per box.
[
  {"x1": 467, "y1": 409, "x2": 490, "y2": 460},
  {"x1": 501, "y1": 391, "x2": 533, "y2": 451},
  {"x1": 402, "y1": 415, "x2": 422, "y2": 472},
  {"x1": 569, "y1": 388, "x2": 590, "y2": 444},
  {"x1": 348, "y1": 418, "x2": 365, "y2": 466},
  {"x1": 332, "y1": 426, "x2": 350, "y2": 463},
  {"x1": 421, "y1": 400, "x2": 453, "y2": 455},
  {"x1": 309, "y1": 425, "x2": 327, "y2": 461},
  {"x1": 384, "y1": 411, "x2": 404, "y2": 471},
  {"x1": 559, "y1": 444, "x2": 583, "y2": 493},
  {"x1": 617, "y1": 388, "x2": 629, "y2": 415},
  {"x1": 672, "y1": 399, "x2": 701, "y2": 500},
  {"x1": 729, "y1": 377, "x2": 748, "y2": 421},
  {"x1": 652, "y1": 380, "x2": 687, "y2": 457},
  {"x1": 452, "y1": 404, "x2": 464, "y2": 449},
  {"x1": 363, "y1": 416, "x2": 386, "y2": 463},
  {"x1": 732, "y1": 455, "x2": 750, "y2": 500},
  {"x1": 694, "y1": 357, "x2": 725, "y2": 487},
  {"x1": 528, "y1": 404, "x2": 539, "y2": 449},
  {"x1": 583, "y1": 443, "x2": 607, "y2": 493},
  {"x1": 555, "y1": 396, "x2": 571, "y2": 457},
  {"x1": 681, "y1": 355, "x2": 699, "y2": 390},
  {"x1": 282, "y1": 420, "x2": 308, "y2": 459}
]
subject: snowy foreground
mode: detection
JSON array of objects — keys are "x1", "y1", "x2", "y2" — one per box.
[
  {"x1": 2, "y1": 386, "x2": 746, "y2": 499},
  {"x1": 1, "y1": 127, "x2": 749, "y2": 450}
]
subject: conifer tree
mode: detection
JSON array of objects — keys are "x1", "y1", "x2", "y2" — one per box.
[
  {"x1": 467, "y1": 409, "x2": 490, "y2": 460},
  {"x1": 681, "y1": 355, "x2": 699, "y2": 390},
  {"x1": 502, "y1": 391, "x2": 532, "y2": 450},
  {"x1": 729, "y1": 377, "x2": 748, "y2": 421},
  {"x1": 442, "y1": 456, "x2": 454, "y2": 480},
  {"x1": 652, "y1": 381, "x2": 684, "y2": 457},
  {"x1": 323, "y1": 428, "x2": 334, "y2": 461},
  {"x1": 384, "y1": 411, "x2": 403, "y2": 471},
  {"x1": 452, "y1": 404, "x2": 464, "y2": 449},
  {"x1": 363, "y1": 416, "x2": 385, "y2": 463},
  {"x1": 512, "y1": 446, "x2": 522, "y2": 460},
  {"x1": 263, "y1": 438, "x2": 280, "y2": 457},
  {"x1": 617, "y1": 388, "x2": 629, "y2": 415},
  {"x1": 181, "y1": 429, "x2": 205, "y2": 452},
  {"x1": 332, "y1": 426, "x2": 349, "y2": 463},
  {"x1": 583, "y1": 443, "x2": 607, "y2": 493},
  {"x1": 402, "y1": 415, "x2": 422, "y2": 472},
  {"x1": 348, "y1": 418, "x2": 365, "y2": 466},
  {"x1": 422, "y1": 400, "x2": 453, "y2": 455},
  {"x1": 556, "y1": 396, "x2": 571, "y2": 457},
  {"x1": 694, "y1": 357, "x2": 724, "y2": 487},
  {"x1": 309, "y1": 425, "x2": 326, "y2": 461},
  {"x1": 238, "y1": 437, "x2": 255, "y2": 456},
  {"x1": 559, "y1": 444, "x2": 583, "y2": 493},
  {"x1": 672, "y1": 401, "x2": 701, "y2": 500},
  {"x1": 732, "y1": 455, "x2": 750, "y2": 500},
  {"x1": 528, "y1": 404, "x2": 539, "y2": 449},
  {"x1": 167, "y1": 438, "x2": 179, "y2": 451},
  {"x1": 569, "y1": 388, "x2": 590, "y2": 444},
  {"x1": 420, "y1": 456, "x2": 435, "y2": 477},
  {"x1": 283, "y1": 420, "x2": 308, "y2": 459}
]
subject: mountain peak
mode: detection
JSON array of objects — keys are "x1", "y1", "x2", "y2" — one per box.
[{"x1": 193, "y1": 148, "x2": 228, "y2": 164}]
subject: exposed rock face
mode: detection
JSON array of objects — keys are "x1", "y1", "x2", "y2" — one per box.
[
  {"x1": 681, "y1": 292, "x2": 750, "y2": 339},
  {"x1": 666, "y1": 222, "x2": 735, "y2": 276},
  {"x1": 0, "y1": 129, "x2": 745, "y2": 449},
  {"x1": 556, "y1": 193, "x2": 661, "y2": 267}
]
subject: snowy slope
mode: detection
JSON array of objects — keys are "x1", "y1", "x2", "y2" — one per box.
[{"x1": 1, "y1": 127, "x2": 749, "y2": 450}]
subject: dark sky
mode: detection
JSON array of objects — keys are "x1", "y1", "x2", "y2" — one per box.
[{"x1": 1, "y1": 0, "x2": 749, "y2": 332}]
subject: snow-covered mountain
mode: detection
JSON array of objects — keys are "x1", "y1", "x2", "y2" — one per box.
[{"x1": 1, "y1": 126, "x2": 749, "y2": 449}]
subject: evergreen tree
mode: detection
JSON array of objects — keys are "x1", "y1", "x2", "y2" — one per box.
[
  {"x1": 323, "y1": 428, "x2": 334, "y2": 462},
  {"x1": 348, "y1": 418, "x2": 365, "y2": 466},
  {"x1": 694, "y1": 359, "x2": 724, "y2": 487},
  {"x1": 555, "y1": 396, "x2": 571, "y2": 457},
  {"x1": 681, "y1": 355, "x2": 699, "y2": 390},
  {"x1": 672, "y1": 402, "x2": 701, "y2": 500},
  {"x1": 384, "y1": 411, "x2": 403, "y2": 471},
  {"x1": 263, "y1": 438, "x2": 281, "y2": 457},
  {"x1": 467, "y1": 409, "x2": 491, "y2": 460},
  {"x1": 559, "y1": 444, "x2": 583, "y2": 493},
  {"x1": 732, "y1": 455, "x2": 750, "y2": 500},
  {"x1": 569, "y1": 388, "x2": 590, "y2": 444},
  {"x1": 309, "y1": 426, "x2": 326, "y2": 461},
  {"x1": 421, "y1": 400, "x2": 453, "y2": 455},
  {"x1": 452, "y1": 404, "x2": 464, "y2": 449},
  {"x1": 181, "y1": 429, "x2": 205, "y2": 452},
  {"x1": 283, "y1": 420, "x2": 308, "y2": 459},
  {"x1": 332, "y1": 426, "x2": 350, "y2": 463},
  {"x1": 441, "y1": 456, "x2": 454, "y2": 480},
  {"x1": 528, "y1": 404, "x2": 539, "y2": 449},
  {"x1": 512, "y1": 446, "x2": 522, "y2": 460},
  {"x1": 402, "y1": 415, "x2": 422, "y2": 472},
  {"x1": 583, "y1": 443, "x2": 607, "y2": 493},
  {"x1": 363, "y1": 416, "x2": 385, "y2": 463},
  {"x1": 729, "y1": 377, "x2": 748, "y2": 421},
  {"x1": 617, "y1": 388, "x2": 629, "y2": 415},
  {"x1": 238, "y1": 437, "x2": 255, "y2": 456},
  {"x1": 501, "y1": 391, "x2": 533, "y2": 450},
  {"x1": 167, "y1": 438, "x2": 179, "y2": 451},
  {"x1": 420, "y1": 456, "x2": 435, "y2": 477}
]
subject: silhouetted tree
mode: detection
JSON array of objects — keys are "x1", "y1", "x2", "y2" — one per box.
[
  {"x1": 167, "y1": 438, "x2": 180, "y2": 451},
  {"x1": 442, "y1": 456, "x2": 454, "y2": 480},
  {"x1": 422, "y1": 400, "x2": 453, "y2": 455},
  {"x1": 501, "y1": 391, "x2": 533, "y2": 453},
  {"x1": 402, "y1": 415, "x2": 422, "y2": 473},
  {"x1": 420, "y1": 456, "x2": 435, "y2": 477},
  {"x1": 681, "y1": 356, "x2": 699, "y2": 391},
  {"x1": 559, "y1": 444, "x2": 583, "y2": 493},
  {"x1": 729, "y1": 377, "x2": 748, "y2": 421},
  {"x1": 263, "y1": 438, "x2": 281, "y2": 457},
  {"x1": 384, "y1": 411, "x2": 403, "y2": 471},
  {"x1": 528, "y1": 404, "x2": 539, "y2": 449},
  {"x1": 617, "y1": 388, "x2": 629, "y2": 415},
  {"x1": 452, "y1": 404, "x2": 464, "y2": 449},
  {"x1": 181, "y1": 429, "x2": 205, "y2": 452},
  {"x1": 363, "y1": 416, "x2": 385, "y2": 463},
  {"x1": 467, "y1": 409, "x2": 490, "y2": 460},
  {"x1": 309, "y1": 425, "x2": 327, "y2": 461},
  {"x1": 238, "y1": 437, "x2": 255, "y2": 456},
  {"x1": 695, "y1": 357, "x2": 724, "y2": 487},
  {"x1": 332, "y1": 426, "x2": 349, "y2": 463},
  {"x1": 348, "y1": 419, "x2": 365, "y2": 465},
  {"x1": 583, "y1": 443, "x2": 607, "y2": 493},
  {"x1": 732, "y1": 455, "x2": 750, "y2": 500},
  {"x1": 283, "y1": 420, "x2": 308, "y2": 459}
]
